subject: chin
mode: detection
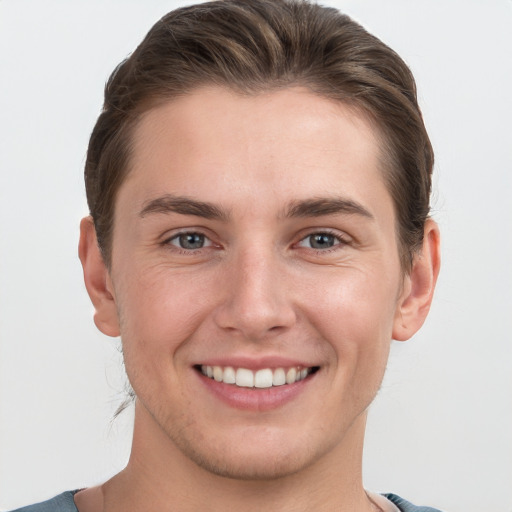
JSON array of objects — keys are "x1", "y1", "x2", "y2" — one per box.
[
  {"x1": 183, "y1": 445, "x2": 314, "y2": 481},
  {"x1": 170, "y1": 424, "x2": 321, "y2": 481}
]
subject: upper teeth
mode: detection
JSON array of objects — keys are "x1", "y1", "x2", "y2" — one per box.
[{"x1": 201, "y1": 365, "x2": 311, "y2": 388}]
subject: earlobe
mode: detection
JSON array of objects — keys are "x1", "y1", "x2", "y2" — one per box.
[
  {"x1": 392, "y1": 219, "x2": 441, "y2": 341},
  {"x1": 78, "y1": 216, "x2": 120, "y2": 337}
]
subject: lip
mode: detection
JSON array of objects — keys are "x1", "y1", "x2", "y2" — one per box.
[
  {"x1": 194, "y1": 361, "x2": 319, "y2": 412},
  {"x1": 195, "y1": 356, "x2": 315, "y2": 370}
]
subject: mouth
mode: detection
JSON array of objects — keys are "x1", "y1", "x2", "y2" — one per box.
[{"x1": 195, "y1": 364, "x2": 320, "y2": 389}]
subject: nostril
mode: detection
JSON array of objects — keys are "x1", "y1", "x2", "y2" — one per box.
[{"x1": 212, "y1": 296, "x2": 297, "y2": 339}]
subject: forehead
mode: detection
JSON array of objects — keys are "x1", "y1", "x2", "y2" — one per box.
[{"x1": 121, "y1": 86, "x2": 390, "y2": 218}]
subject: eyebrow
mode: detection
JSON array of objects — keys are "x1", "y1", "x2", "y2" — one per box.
[
  {"x1": 139, "y1": 195, "x2": 229, "y2": 220},
  {"x1": 138, "y1": 194, "x2": 373, "y2": 222},
  {"x1": 285, "y1": 197, "x2": 374, "y2": 220}
]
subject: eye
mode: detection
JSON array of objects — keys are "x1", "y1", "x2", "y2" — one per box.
[
  {"x1": 298, "y1": 232, "x2": 345, "y2": 250},
  {"x1": 168, "y1": 232, "x2": 212, "y2": 250}
]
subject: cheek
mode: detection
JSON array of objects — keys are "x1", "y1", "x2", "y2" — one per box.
[
  {"x1": 303, "y1": 266, "x2": 399, "y2": 387},
  {"x1": 115, "y1": 266, "x2": 218, "y2": 365},
  {"x1": 307, "y1": 266, "x2": 399, "y2": 334}
]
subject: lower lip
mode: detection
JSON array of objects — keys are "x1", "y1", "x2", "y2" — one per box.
[{"x1": 196, "y1": 370, "x2": 317, "y2": 411}]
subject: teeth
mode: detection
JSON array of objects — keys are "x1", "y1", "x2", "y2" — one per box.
[
  {"x1": 213, "y1": 366, "x2": 223, "y2": 382},
  {"x1": 236, "y1": 368, "x2": 254, "y2": 388},
  {"x1": 200, "y1": 365, "x2": 313, "y2": 388},
  {"x1": 223, "y1": 366, "x2": 236, "y2": 384},
  {"x1": 286, "y1": 367, "x2": 297, "y2": 384},
  {"x1": 272, "y1": 368, "x2": 286, "y2": 386},
  {"x1": 254, "y1": 369, "x2": 273, "y2": 388}
]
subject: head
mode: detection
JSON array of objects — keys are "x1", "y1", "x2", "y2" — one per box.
[
  {"x1": 85, "y1": 0, "x2": 433, "y2": 273},
  {"x1": 79, "y1": 0, "x2": 440, "y2": 483}
]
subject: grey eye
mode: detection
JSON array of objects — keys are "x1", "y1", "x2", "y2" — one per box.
[
  {"x1": 172, "y1": 233, "x2": 206, "y2": 250},
  {"x1": 306, "y1": 233, "x2": 337, "y2": 249}
]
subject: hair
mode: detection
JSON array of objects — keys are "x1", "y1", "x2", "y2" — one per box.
[{"x1": 85, "y1": 0, "x2": 433, "y2": 272}]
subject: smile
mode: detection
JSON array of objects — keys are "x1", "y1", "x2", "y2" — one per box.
[{"x1": 199, "y1": 365, "x2": 318, "y2": 388}]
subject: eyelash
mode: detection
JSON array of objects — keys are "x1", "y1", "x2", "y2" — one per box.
[
  {"x1": 163, "y1": 229, "x2": 350, "y2": 255},
  {"x1": 296, "y1": 229, "x2": 350, "y2": 252},
  {"x1": 164, "y1": 231, "x2": 214, "y2": 253}
]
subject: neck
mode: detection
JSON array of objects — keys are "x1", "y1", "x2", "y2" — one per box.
[{"x1": 101, "y1": 402, "x2": 375, "y2": 512}]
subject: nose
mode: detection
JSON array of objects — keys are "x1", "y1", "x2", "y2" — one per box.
[{"x1": 212, "y1": 247, "x2": 297, "y2": 341}]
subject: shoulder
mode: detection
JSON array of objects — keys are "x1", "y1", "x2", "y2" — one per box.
[
  {"x1": 383, "y1": 493, "x2": 445, "y2": 512},
  {"x1": 7, "y1": 491, "x2": 79, "y2": 512}
]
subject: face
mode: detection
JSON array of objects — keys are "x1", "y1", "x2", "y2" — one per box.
[{"x1": 102, "y1": 87, "x2": 411, "y2": 479}]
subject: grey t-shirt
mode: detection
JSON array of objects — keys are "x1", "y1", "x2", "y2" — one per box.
[
  {"x1": 9, "y1": 491, "x2": 79, "y2": 512},
  {"x1": 9, "y1": 490, "x2": 444, "y2": 511}
]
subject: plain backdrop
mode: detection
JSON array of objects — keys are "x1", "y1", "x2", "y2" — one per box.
[{"x1": 1, "y1": 1, "x2": 511, "y2": 511}]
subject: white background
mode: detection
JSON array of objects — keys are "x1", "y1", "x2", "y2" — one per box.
[{"x1": 1, "y1": 1, "x2": 511, "y2": 511}]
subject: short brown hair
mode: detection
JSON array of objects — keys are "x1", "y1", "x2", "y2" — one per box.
[{"x1": 85, "y1": 0, "x2": 433, "y2": 271}]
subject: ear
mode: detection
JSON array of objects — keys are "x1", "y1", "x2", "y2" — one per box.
[
  {"x1": 392, "y1": 219, "x2": 441, "y2": 341},
  {"x1": 78, "y1": 216, "x2": 120, "y2": 337}
]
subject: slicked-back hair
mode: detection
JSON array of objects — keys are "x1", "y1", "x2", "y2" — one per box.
[{"x1": 85, "y1": 0, "x2": 433, "y2": 271}]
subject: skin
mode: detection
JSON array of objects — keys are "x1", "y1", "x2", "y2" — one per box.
[{"x1": 78, "y1": 86, "x2": 440, "y2": 511}]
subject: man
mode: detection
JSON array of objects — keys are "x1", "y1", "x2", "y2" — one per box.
[{"x1": 11, "y1": 1, "x2": 441, "y2": 510}]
